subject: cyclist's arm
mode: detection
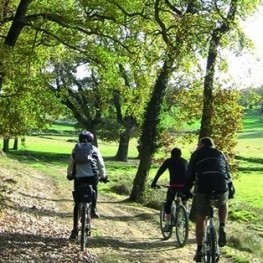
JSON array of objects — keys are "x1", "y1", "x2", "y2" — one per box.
[
  {"x1": 96, "y1": 149, "x2": 107, "y2": 178},
  {"x1": 185, "y1": 151, "x2": 197, "y2": 190},
  {"x1": 67, "y1": 152, "x2": 75, "y2": 177},
  {"x1": 151, "y1": 160, "x2": 168, "y2": 187}
]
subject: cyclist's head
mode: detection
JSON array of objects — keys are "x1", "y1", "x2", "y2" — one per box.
[
  {"x1": 199, "y1": 137, "x2": 214, "y2": 148},
  {"x1": 79, "y1": 131, "x2": 94, "y2": 143},
  {"x1": 171, "y1": 147, "x2": 182, "y2": 158}
]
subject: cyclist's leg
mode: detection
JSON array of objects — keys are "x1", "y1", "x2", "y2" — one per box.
[
  {"x1": 217, "y1": 193, "x2": 228, "y2": 224},
  {"x1": 91, "y1": 178, "x2": 98, "y2": 210},
  {"x1": 91, "y1": 176, "x2": 99, "y2": 217},
  {"x1": 69, "y1": 202, "x2": 79, "y2": 239},
  {"x1": 216, "y1": 192, "x2": 228, "y2": 247},
  {"x1": 194, "y1": 193, "x2": 209, "y2": 261},
  {"x1": 165, "y1": 188, "x2": 175, "y2": 224},
  {"x1": 69, "y1": 180, "x2": 81, "y2": 239}
]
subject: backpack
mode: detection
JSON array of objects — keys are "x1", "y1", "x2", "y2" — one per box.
[{"x1": 73, "y1": 142, "x2": 93, "y2": 164}]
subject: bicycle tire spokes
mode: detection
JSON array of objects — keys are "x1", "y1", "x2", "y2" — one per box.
[
  {"x1": 80, "y1": 205, "x2": 87, "y2": 251},
  {"x1": 175, "y1": 205, "x2": 189, "y2": 247},
  {"x1": 159, "y1": 203, "x2": 173, "y2": 240},
  {"x1": 203, "y1": 223, "x2": 219, "y2": 263}
]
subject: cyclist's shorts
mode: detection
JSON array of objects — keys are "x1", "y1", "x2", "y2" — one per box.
[{"x1": 195, "y1": 191, "x2": 228, "y2": 216}]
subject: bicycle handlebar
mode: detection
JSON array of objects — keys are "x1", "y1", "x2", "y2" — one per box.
[
  {"x1": 154, "y1": 184, "x2": 193, "y2": 199},
  {"x1": 99, "y1": 177, "x2": 110, "y2": 183}
]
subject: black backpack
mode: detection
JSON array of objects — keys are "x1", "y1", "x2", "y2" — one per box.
[{"x1": 73, "y1": 143, "x2": 93, "y2": 164}]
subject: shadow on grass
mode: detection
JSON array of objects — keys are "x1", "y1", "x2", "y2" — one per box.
[
  {"x1": 235, "y1": 155, "x2": 263, "y2": 173},
  {"x1": 7, "y1": 150, "x2": 70, "y2": 164},
  {"x1": 235, "y1": 155, "x2": 263, "y2": 164},
  {"x1": 7, "y1": 150, "x2": 125, "y2": 165},
  {"x1": 238, "y1": 130, "x2": 263, "y2": 139}
]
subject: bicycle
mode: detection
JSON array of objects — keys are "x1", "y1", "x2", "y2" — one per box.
[
  {"x1": 74, "y1": 183, "x2": 94, "y2": 251},
  {"x1": 157, "y1": 185, "x2": 190, "y2": 247},
  {"x1": 202, "y1": 192, "x2": 221, "y2": 263},
  {"x1": 73, "y1": 177, "x2": 109, "y2": 251}
]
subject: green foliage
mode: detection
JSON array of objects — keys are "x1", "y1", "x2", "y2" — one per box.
[{"x1": 211, "y1": 88, "x2": 243, "y2": 166}]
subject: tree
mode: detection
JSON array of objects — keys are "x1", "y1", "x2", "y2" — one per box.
[{"x1": 130, "y1": 0, "x2": 200, "y2": 202}]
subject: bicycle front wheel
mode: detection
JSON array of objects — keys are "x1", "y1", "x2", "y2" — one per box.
[
  {"x1": 159, "y1": 202, "x2": 173, "y2": 240},
  {"x1": 80, "y1": 204, "x2": 88, "y2": 251},
  {"x1": 204, "y1": 226, "x2": 217, "y2": 263},
  {"x1": 175, "y1": 205, "x2": 189, "y2": 247}
]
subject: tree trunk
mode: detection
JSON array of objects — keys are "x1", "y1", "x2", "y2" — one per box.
[
  {"x1": 199, "y1": 0, "x2": 237, "y2": 140},
  {"x1": 3, "y1": 138, "x2": 9, "y2": 153},
  {"x1": 115, "y1": 129, "x2": 132, "y2": 162},
  {"x1": 129, "y1": 55, "x2": 174, "y2": 202},
  {"x1": 13, "y1": 138, "x2": 18, "y2": 150},
  {"x1": 199, "y1": 33, "x2": 218, "y2": 139},
  {"x1": 0, "y1": 0, "x2": 33, "y2": 91}
]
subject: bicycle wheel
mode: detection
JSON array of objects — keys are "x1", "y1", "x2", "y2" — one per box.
[
  {"x1": 86, "y1": 205, "x2": 91, "y2": 237},
  {"x1": 159, "y1": 202, "x2": 173, "y2": 240},
  {"x1": 203, "y1": 226, "x2": 217, "y2": 263},
  {"x1": 175, "y1": 205, "x2": 189, "y2": 247},
  {"x1": 80, "y1": 204, "x2": 88, "y2": 251}
]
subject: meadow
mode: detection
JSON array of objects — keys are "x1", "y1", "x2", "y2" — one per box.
[{"x1": 1, "y1": 109, "x2": 263, "y2": 262}]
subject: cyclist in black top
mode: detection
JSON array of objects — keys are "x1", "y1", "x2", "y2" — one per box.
[
  {"x1": 151, "y1": 147, "x2": 188, "y2": 232},
  {"x1": 185, "y1": 137, "x2": 233, "y2": 262}
]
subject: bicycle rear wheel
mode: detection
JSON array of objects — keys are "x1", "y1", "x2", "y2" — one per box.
[
  {"x1": 175, "y1": 205, "x2": 189, "y2": 247},
  {"x1": 80, "y1": 204, "x2": 88, "y2": 251},
  {"x1": 159, "y1": 202, "x2": 173, "y2": 240},
  {"x1": 203, "y1": 226, "x2": 217, "y2": 263}
]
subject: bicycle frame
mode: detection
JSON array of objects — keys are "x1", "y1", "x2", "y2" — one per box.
[
  {"x1": 158, "y1": 185, "x2": 189, "y2": 247},
  {"x1": 203, "y1": 199, "x2": 220, "y2": 263}
]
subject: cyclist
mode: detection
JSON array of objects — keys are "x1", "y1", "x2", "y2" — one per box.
[
  {"x1": 67, "y1": 131, "x2": 107, "y2": 240},
  {"x1": 151, "y1": 147, "x2": 188, "y2": 232},
  {"x1": 185, "y1": 137, "x2": 233, "y2": 262}
]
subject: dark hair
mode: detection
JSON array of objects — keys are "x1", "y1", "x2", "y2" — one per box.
[
  {"x1": 199, "y1": 137, "x2": 214, "y2": 147},
  {"x1": 79, "y1": 131, "x2": 94, "y2": 143},
  {"x1": 171, "y1": 147, "x2": 182, "y2": 158}
]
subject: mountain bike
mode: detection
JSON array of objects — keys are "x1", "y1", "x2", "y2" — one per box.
[
  {"x1": 74, "y1": 183, "x2": 94, "y2": 251},
  {"x1": 202, "y1": 192, "x2": 220, "y2": 263},
  {"x1": 157, "y1": 185, "x2": 190, "y2": 247},
  {"x1": 74, "y1": 177, "x2": 109, "y2": 251}
]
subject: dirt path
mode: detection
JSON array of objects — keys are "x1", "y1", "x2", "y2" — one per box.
[{"x1": 0, "y1": 164, "x2": 231, "y2": 263}]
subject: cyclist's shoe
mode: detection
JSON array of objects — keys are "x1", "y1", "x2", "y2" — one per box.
[
  {"x1": 163, "y1": 224, "x2": 172, "y2": 232},
  {"x1": 91, "y1": 209, "x2": 100, "y2": 218},
  {"x1": 218, "y1": 226, "x2": 226, "y2": 247},
  {"x1": 69, "y1": 229, "x2": 78, "y2": 240},
  {"x1": 193, "y1": 250, "x2": 203, "y2": 262}
]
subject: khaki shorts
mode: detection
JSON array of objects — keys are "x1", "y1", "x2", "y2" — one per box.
[{"x1": 195, "y1": 191, "x2": 228, "y2": 216}]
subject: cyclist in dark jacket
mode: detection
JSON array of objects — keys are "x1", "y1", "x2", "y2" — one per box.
[
  {"x1": 151, "y1": 147, "x2": 188, "y2": 232},
  {"x1": 186, "y1": 137, "x2": 232, "y2": 262}
]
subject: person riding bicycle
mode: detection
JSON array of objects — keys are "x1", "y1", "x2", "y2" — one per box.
[
  {"x1": 185, "y1": 137, "x2": 234, "y2": 262},
  {"x1": 151, "y1": 147, "x2": 188, "y2": 232},
  {"x1": 67, "y1": 131, "x2": 107, "y2": 240}
]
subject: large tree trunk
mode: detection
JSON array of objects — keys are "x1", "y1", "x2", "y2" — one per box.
[
  {"x1": 115, "y1": 129, "x2": 131, "y2": 162},
  {"x1": 129, "y1": 55, "x2": 174, "y2": 202},
  {"x1": 3, "y1": 138, "x2": 9, "y2": 153},
  {"x1": 13, "y1": 138, "x2": 18, "y2": 150}
]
